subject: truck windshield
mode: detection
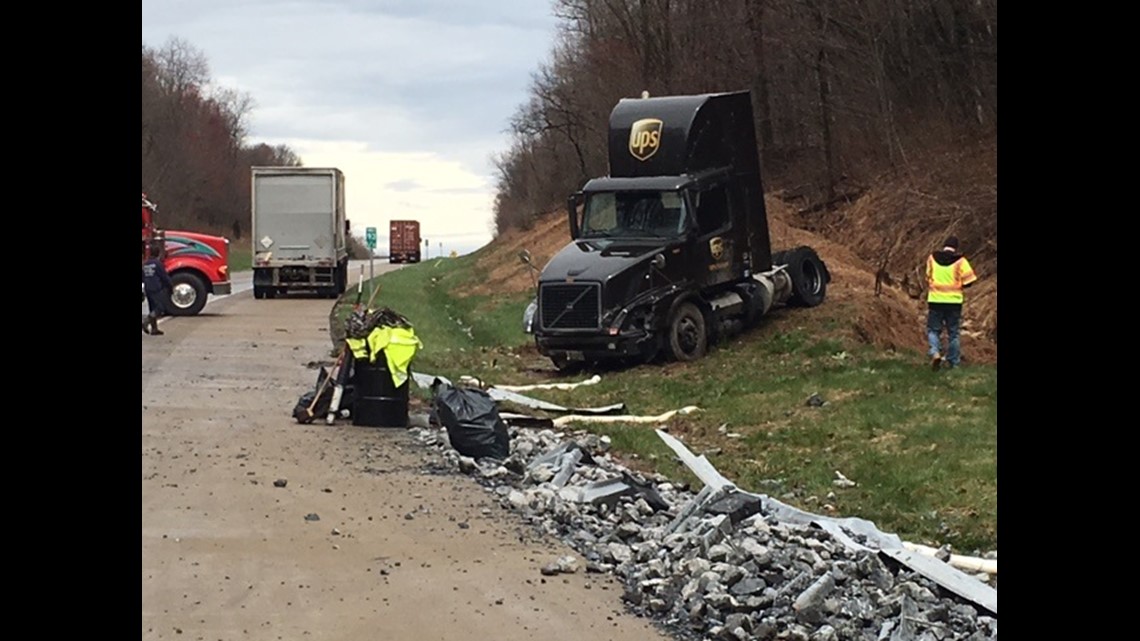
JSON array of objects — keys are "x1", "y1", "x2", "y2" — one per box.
[{"x1": 580, "y1": 191, "x2": 688, "y2": 239}]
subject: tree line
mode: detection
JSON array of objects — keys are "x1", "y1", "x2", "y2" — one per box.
[
  {"x1": 142, "y1": 38, "x2": 301, "y2": 238},
  {"x1": 492, "y1": 0, "x2": 996, "y2": 234}
]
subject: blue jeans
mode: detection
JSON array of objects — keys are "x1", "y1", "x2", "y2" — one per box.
[{"x1": 927, "y1": 304, "x2": 962, "y2": 366}]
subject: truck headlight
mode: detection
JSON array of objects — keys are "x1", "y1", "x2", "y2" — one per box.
[{"x1": 523, "y1": 298, "x2": 537, "y2": 334}]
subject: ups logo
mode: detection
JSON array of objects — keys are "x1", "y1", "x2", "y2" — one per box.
[{"x1": 629, "y1": 118, "x2": 663, "y2": 161}]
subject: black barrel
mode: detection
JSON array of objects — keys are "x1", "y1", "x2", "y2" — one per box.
[{"x1": 351, "y1": 353, "x2": 409, "y2": 428}]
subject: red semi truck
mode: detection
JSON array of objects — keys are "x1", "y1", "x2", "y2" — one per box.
[
  {"x1": 389, "y1": 220, "x2": 421, "y2": 263},
  {"x1": 142, "y1": 193, "x2": 232, "y2": 315}
]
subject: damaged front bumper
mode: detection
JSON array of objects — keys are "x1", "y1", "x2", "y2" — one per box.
[{"x1": 535, "y1": 328, "x2": 660, "y2": 362}]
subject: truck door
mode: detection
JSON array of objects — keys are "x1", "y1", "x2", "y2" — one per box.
[{"x1": 692, "y1": 183, "x2": 737, "y2": 288}]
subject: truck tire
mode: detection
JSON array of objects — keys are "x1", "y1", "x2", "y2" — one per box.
[
  {"x1": 784, "y1": 246, "x2": 828, "y2": 307},
  {"x1": 335, "y1": 264, "x2": 347, "y2": 295},
  {"x1": 254, "y1": 286, "x2": 265, "y2": 300},
  {"x1": 168, "y1": 272, "x2": 208, "y2": 316},
  {"x1": 667, "y1": 302, "x2": 708, "y2": 362}
]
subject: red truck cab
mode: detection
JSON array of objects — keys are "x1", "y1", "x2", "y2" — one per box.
[{"x1": 142, "y1": 194, "x2": 232, "y2": 315}]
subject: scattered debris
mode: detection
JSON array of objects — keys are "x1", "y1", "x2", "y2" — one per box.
[
  {"x1": 494, "y1": 375, "x2": 602, "y2": 392},
  {"x1": 833, "y1": 470, "x2": 857, "y2": 488},
  {"x1": 304, "y1": 513, "x2": 320, "y2": 522},
  {"x1": 404, "y1": 369, "x2": 995, "y2": 637},
  {"x1": 551, "y1": 406, "x2": 699, "y2": 427},
  {"x1": 413, "y1": 372, "x2": 625, "y2": 416},
  {"x1": 405, "y1": 419, "x2": 997, "y2": 641},
  {"x1": 273, "y1": 479, "x2": 288, "y2": 488},
  {"x1": 432, "y1": 383, "x2": 510, "y2": 460},
  {"x1": 541, "y1": 555, "x2": 581, "y2": 576}
]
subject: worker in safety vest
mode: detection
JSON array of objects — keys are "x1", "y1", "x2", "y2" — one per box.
[{"x1": 925, "y1": 236, "x2": 977, "y2": 370}]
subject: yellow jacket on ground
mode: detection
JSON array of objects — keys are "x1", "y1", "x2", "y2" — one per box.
[{"x1": 345, "y1": 325, "x2": 423, "y2": 388}]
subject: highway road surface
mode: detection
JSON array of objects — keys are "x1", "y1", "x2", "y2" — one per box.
[
  {"x1": 140, "y1": 259, "x2": 665, "y2": 641},
  {"x1": 142, "y1": 259, "x2": 385, "y2": 323}
]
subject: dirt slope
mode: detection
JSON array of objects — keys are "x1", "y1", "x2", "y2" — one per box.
[
  {"x1": 466, "y1": 146, "x2": 998, "y2": 365},
  {"x1": 780, "y1": 137, "x2": 997, "y2": 355}
]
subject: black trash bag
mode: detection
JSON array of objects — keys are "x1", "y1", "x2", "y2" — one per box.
[
  {"x1": 293, "y1": 367, "x2": 334, "y2": 424},
  {"x1": 432, "y1": 383, "x2": 510, "y2": 460}
]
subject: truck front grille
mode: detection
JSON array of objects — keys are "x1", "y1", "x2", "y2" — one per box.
[{"x1": 539, "y1": 283, "x2": 601, "y2": 330}]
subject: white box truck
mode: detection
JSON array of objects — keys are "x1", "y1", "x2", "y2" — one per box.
[{"x1": 251, "y1": 167, "x2": 350, "y2": 299}]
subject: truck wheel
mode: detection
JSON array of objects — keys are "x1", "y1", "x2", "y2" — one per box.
[
  {"x1": 667, "y1": 302, "x2": 707, "y2": 361},
  {"x1": 785, "y1": 246, "x2": 828, "y2": 307},
  {"x1": 168, "y1": 272, "x2": 208, "y2": 316},
  {"x1": 336, "y1": 264, "x2": 347, "y2": 294},
  {"x1": 254, "y1": 286, "x2": 265, "y2": 300}
]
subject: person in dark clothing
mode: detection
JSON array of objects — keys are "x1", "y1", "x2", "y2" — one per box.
[
  {"x1": 925, "y1": 236, "x2": 978, "y2": 370},
  {"x1": 142, "y1": 241, "x2": 174, "y2": 335}
]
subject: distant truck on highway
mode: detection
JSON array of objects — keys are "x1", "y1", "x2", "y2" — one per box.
[
  {"x1": 389, "y1": 220, "x2": 421, "y2": 263},
  {"x1": 523, "y1": 90, "x2": 830, "y2": 371},
  {"x1": 251, "y1": 167, "x2": 350, "y2": 299}
]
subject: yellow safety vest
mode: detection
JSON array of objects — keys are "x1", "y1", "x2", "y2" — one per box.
[
  {"x1": 345, "y1": 325, "x2": 423, "y2": 388},
  {"x1": 926, "y1": 254, "x2": 977, "y2": 304}
]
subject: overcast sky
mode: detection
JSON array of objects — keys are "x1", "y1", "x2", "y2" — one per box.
[{"x1": 142, "y1": 0, "x2": 561, "y2": 256}]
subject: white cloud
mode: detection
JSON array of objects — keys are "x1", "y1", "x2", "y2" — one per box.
[{"x1": 271, "y1": 139, "x2": 497, "y2": 255}]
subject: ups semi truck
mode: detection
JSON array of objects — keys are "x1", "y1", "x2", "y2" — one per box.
[{"x1": 524, "y1": 90, "x2": 830, "y2": 371}]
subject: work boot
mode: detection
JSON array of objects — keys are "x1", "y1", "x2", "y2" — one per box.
[
  {"x1": 931, "y1": 352, "x2": 943, "y2": 371},
  {"x1": 149, "y1": 316, "x2": 164, "y2": 336},
  {"x1": 142, "y1": 319, "x2": 151, "y2": 335}
]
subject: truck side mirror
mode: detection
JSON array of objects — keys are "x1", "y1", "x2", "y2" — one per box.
[
  {"x1": 567, "y1": 192, "x2": 584, "y2": 239},
  {"x1": 518, "y1": 249, "x2": 532, "y2": 266}
]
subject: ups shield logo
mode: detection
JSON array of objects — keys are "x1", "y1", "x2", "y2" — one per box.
[
  {"x1": 709, "y1": 237, "x2": 725, "y2": 260},
  {"x1": 629, "y1": 118, "x2": 663, "y2": 161}
]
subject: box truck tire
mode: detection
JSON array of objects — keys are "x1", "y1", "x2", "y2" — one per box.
[{"x1": 168, "y1": 272, "x2": 208, "y2": 316}]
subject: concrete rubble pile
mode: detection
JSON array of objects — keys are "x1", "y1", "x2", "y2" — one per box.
[{"x1": 408, "y1": 419, "x2": 997, "y2": 641}]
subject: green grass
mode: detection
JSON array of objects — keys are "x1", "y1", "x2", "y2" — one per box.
[
  {"x1": 229, "y1": 244, "x2": 253, "y2": 272},
  {"x1": 333, "y1": 255, "x2": 998, "y2": 553}
]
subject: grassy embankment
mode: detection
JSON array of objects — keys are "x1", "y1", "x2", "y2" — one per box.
[{"x1": 228, "y1": 244, "x2": 253, "y2": 272}]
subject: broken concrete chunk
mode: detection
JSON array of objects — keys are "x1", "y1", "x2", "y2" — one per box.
[
  {"x1": 706, "y1": 491, "x2": 763, "y2": 525},
  {"x1": 730, "y1": 577, "x2": 767, "y2": 597},
  {"x1": 507, "y1": 490, "x2": 528, "y2": 510},
  {"x1": 793, "y1": 573, "x2": 836, "y2": 624},
  {"x1": 617, "y1": 522, "x2": 642, "y2": 540},
  {"x1": 708, "y1": 543, "x2": 733, "y2": 563},
  {"x1": 556, "y1": 555, "x2": 580, "y2": 573},
  {"x1": 528, "y1": 465, "x2": 556, "y2": 484},
  {"x1": 606, "y1": 542, "x2": 633, "y2": 564},
  {"x1": 457, "y1": 456, "x2": 477, "y2": 474}
]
